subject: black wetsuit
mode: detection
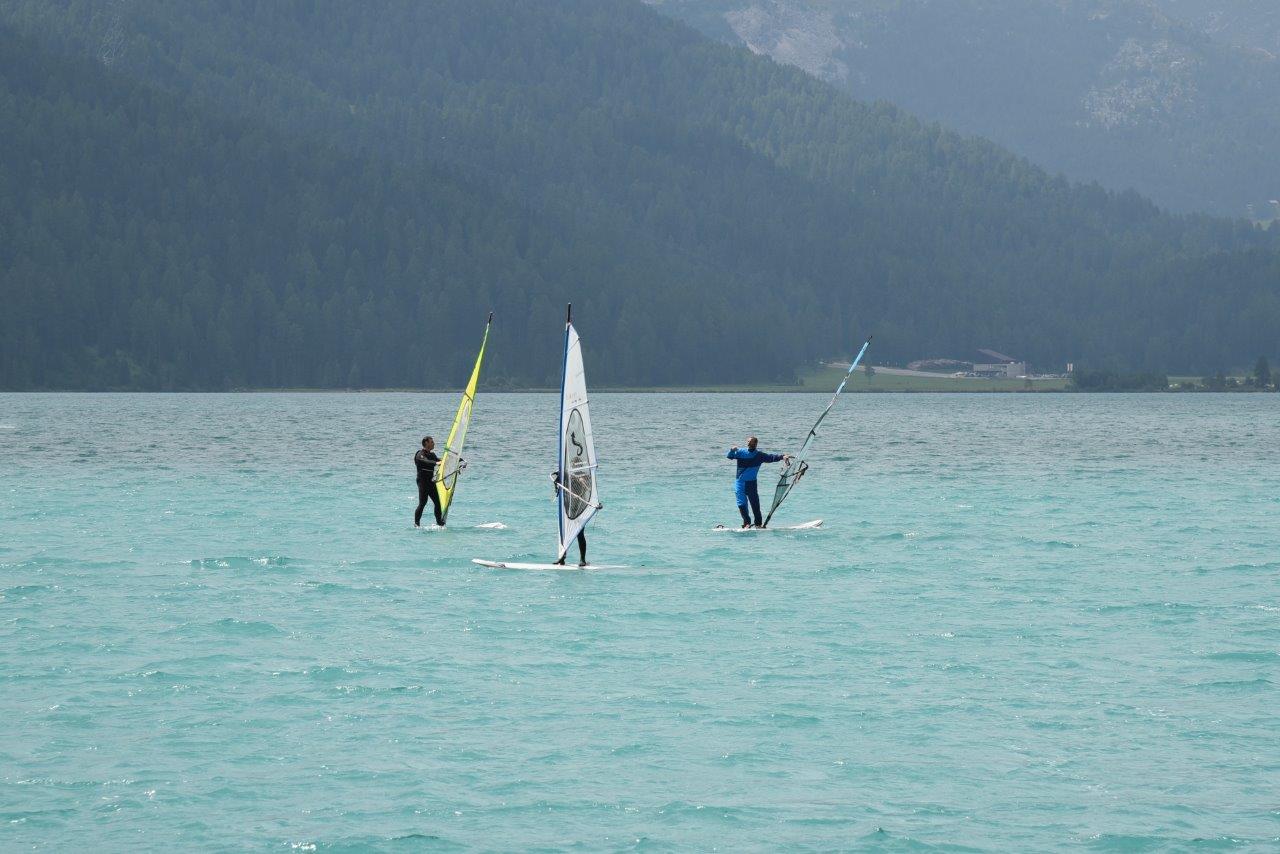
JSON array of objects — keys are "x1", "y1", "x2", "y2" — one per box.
[{"x1": 414, "y1": 449, "x2": 444, "y2": 527}]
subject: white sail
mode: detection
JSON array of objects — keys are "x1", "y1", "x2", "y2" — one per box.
[{"x1": 556, "y1": 308, "x2": 600, "y2": 561}]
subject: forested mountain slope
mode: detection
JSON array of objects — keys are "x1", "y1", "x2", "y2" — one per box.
[
  {"x1": 1, "y1": 0, "x2": 1277, "y2": 390},
  {"x1": 0, "y1": 12, "x2": 811, "y2": 389},
  {"x1": 653, "y1": 0, "x2": 1280, "y2": 218}
]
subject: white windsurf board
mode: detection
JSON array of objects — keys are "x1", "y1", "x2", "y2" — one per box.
[
  {"x1": 714, "y1": 519, "x2": 823, "y2": 532},
  {"x1": 472, "y1": 558, "x2": 627, "y2": 571}
]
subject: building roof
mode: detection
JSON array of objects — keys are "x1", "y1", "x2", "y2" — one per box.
[{"x1": 977, "y1": 348, "x2": 1018, "y2": 363}]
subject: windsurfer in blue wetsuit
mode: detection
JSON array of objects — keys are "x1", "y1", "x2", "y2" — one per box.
[{"x1": 727, "y1": 436, "x2": 791, "y2": 528}]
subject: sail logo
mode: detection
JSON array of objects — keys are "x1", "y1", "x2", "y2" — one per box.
[{"x1": 563, "y1": 408, "x2": 593, "y2": 521}]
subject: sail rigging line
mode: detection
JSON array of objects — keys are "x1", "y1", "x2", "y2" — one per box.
[
  {"x1": 435, "y1": 312, "x2": 492, "y2": 524},
  {"x1": 762, "y1": 336, "x2": 872, "y2": 528}
]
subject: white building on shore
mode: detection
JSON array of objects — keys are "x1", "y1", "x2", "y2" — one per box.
[{"x1": 972, "y1": 349, "x2": 1027, "y2": 378}]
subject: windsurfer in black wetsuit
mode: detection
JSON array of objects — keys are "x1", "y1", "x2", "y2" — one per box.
[{"x1": 414, "y1": 436, "x2": 444, "y2": 527}]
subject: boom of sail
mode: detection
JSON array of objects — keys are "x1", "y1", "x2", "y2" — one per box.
[
  {"x1": 763, "y1": 337, "x2": 872, "y2": 527},
  {"x1": 556, "y1": 304, "x2": 601, "y2": 561},
  {"x1": 436, "y1": 313, "x2": 492, "y2": 524}
]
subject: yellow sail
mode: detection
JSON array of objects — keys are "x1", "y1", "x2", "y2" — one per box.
[{"x1": 436, "y1": 313, "x2": 491, "y2": 523}]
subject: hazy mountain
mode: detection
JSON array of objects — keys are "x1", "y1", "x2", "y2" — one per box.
[
  {"x1": 1, "y1": 0, "x2": 1276, "y2": 390},
  {"x1": 1152, "y1": 0, "x2": 1280, "y2": 54},
  {"x1": 651, "y1": 0, "x2": 1280, "y2": 217}
]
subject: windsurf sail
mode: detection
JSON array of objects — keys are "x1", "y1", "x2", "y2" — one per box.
[
  {"x1": 763, "y1": 336, "x2": 872, "y2": 528},
  {"x1": 436, "y1": 312, "x2": 492, "y2": 524},
  {"x1": 556, "y1": 304, "x2": 601, "y2": 561}
]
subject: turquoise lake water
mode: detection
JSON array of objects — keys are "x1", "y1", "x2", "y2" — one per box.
[{"x1": 2, "y1": 392, "x2": 1278, "y2": 850}]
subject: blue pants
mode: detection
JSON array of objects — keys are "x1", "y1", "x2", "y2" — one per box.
[{"x1": 735, "y1": 479, "x2": 762, "y2": 526}]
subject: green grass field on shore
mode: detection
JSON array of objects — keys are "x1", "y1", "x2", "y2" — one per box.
[{"x1": 801, "y1": 366, "x2": 1069, "y2": 392}]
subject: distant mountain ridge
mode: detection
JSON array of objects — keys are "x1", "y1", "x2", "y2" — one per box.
[
  {"x1": 1152, "y1": 0, "x2": 1280, "y2": 54},
  {"x1": 1, "y1": 1, "x2": 1277, "y2": 390},
  {"x1": 651, "y1": 0, "x2": 1280, "y2": 217}
]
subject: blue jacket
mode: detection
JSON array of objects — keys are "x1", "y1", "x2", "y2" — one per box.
[{"x1": 727, "y1": 448, "x2": 784, "y2": 483}]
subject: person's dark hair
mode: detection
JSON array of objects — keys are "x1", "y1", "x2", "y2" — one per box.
[
  {"x1": 422, "y1": 436, "x2": 433, "y2": 447},
  {"x1": 747, "y1": 436, "x2": 758, "y2": 449}
]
